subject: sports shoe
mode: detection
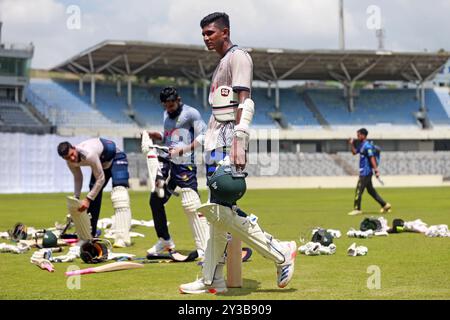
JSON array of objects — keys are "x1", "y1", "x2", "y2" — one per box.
[
  {"x1": 146, "y1": 237, "x2": 175, "y2": 255},
  {"x1": 348, "y1": 209, "x2": 363, "y2": 216},
  {"x1": 113, "y1": 238, "x2": 131, "y2": 248},
  {"x1": 380, "y1": 203, "x2": 392, "y2": 213},
  {"x1": 179, "y1": 277, "x2": 227, "y2": 294},
  {"x1": 276, "y1": 241, "x2": 297, "y2": 288}
]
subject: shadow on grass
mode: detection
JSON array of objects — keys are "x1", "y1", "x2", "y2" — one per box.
[
  {"x1": 255, "y1": 288, "x2": 297, "y2": 293},
  {"x1": 220, "y1": 278, "x2": 297, "y2": 297},
  {"x1": 363, "y1": 211, "x2": 384, "y2": 215}
]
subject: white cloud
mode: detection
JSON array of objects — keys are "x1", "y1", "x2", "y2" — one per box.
[{"x1": 1, "y1": 0, "x2": 449, "y2": 69}]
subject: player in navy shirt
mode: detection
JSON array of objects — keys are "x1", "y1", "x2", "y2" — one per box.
[
  {"x1": 347, "y1": 128, "x2": 391, "y2": 215},
  {"x1": 144, "y1": 87, "x2": 209, "y2": 257}
]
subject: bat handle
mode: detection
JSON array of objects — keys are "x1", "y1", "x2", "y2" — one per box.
[
  {"x1": 65, "y1": 268, "x2": 94, "y2": 276},
  {"x1": 64, "y1": 239, "x2": 78, "y2": 245},
  {"x1": 44, "y1": 265, "x2": 55, "y2": 272}
]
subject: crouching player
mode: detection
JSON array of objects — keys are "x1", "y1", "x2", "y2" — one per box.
[{"x1": 57, "y1": 138, "x2": 132, "y2": 248}]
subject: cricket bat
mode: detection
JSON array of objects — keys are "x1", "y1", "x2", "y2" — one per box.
[
  {"x1": 376, "y1": 176, "x2": 385, "y2": 186},
  {"x1": 20, "y1": 239, "x2": 73, "y2": 248},
  {"x1": 226, "y1": 235, "x2": 243, "y2": 288},
  {"x1": 65, "y1": 261, "x2": 143, "y2": 276}
]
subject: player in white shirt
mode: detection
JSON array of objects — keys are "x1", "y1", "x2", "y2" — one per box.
[{"x1": 57, "y1": 138, "x2": 132, "y2": 248}]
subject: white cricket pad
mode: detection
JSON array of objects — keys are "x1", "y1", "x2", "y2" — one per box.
[
  {"x1": 67, "y1": 196, "x2": 92, "y2": 241},
  {"x1": 181, "y1": 188, "x2": 209, "y2": 254},
  {"x1": 111, "y1": 187, "x2": 132, "y2": 245},
  {"x1": 146, "y1": 149, "x2": 159, "y2": 193},
  {"x1": 198, "y1": 203, "x2": 285, "y2": 265},
  {"x1": 201, "y1": 221, "x2": 228, "y2": 285},
  {"x1": 404, "y1": 219, "x2": 428, "y2": 233}
]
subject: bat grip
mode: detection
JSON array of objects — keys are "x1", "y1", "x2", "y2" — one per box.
[{"x1": 44, "y1": 265, "x2": 54, "y2": 272}]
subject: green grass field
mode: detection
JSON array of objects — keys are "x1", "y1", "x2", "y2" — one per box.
[{"x1": 1, "y1": 187, "x2": 450, "y2": 300}]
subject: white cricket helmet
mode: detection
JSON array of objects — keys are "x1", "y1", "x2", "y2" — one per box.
[{"x1": 211, "y1": 85, "x2": 239, "y2": 108}]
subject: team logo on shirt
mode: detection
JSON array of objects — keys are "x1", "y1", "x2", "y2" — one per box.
[{"x1": 221, "y1": 88, "x2": 230, "y2": 96}]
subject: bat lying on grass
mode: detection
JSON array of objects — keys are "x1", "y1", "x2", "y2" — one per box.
[
  {"x1": 109, "y1": 250, "x2": 199, "y2": 264},
  {"x1": 118, "y1": 248, "x2": 253, "y2": 264},
  {"x1": 20, "y1": 238, "x2": 77, "y2": 248},
  {"x1": 149, "y1": 250, "x2": 199, "y2": 262},
  {"x1": 65, "y1": 261, "x2": 143, "y2": 276}
]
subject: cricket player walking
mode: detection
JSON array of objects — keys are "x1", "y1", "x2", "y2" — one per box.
[
  {"x1": 57, "y1": 138, "x2": 132, "y2": 248},
  {"x1": 179, "y1": 12, "x2": 297, "y2": 294},
  {"x1": 144, "y1": 87, "x2": 209, "y2": 258},
  {"x1": 347, "y1": 128, "x2": 392, "y2": 215}
]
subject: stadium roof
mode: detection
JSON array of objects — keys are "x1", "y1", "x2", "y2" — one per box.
[{"x1": 52, "y1": 40, "x2": 450, "y2": 82}]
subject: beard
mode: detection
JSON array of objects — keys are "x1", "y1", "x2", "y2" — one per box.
[{"x1": 168, "y1": 104, "x2": 183, "y2": 119}]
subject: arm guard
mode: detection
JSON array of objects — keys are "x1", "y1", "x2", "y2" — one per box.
[{"x1": 233, "y1": 98, "x2": 255, "y2": 150}]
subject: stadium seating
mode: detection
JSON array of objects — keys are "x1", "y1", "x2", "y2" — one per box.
[
  {"x1": 0, "y1": 102, "x2": 41, "y2": 127},
  {"x1": 429, "y1": 88, "x2": 450, "y2": 125},
  {"x1": 249, "y1": 89, "x2": 279, "y2": 127},
  {"x1": 127, "y1": 151, "x2": 450, "y2": 179},
  {"x1": 127, "y1": 152, "x2": 348, "y2": 178},
  {"x1": 134, "y1": 85, "x2": 174, "y2": 126},
  {"x1": 337, "y1": 151, "x2": 450, "y2": 177},
  {"x1": 175, "y1": 87, "x2": 211, "y2": 124},
  {"x1": 67, "y1": 81, "x2": 136, "y2": 124},
  {"x1": 25, "y1": 80, "x2": 450, "y2": 130},
  {"x1": 278, "y1": 89, "x2": 320, "y2": 127},
  {"x1": 26, "y1": 79, "x2": 136, "y2": 130},
  {"x1": 80, "y1": 84, "x2": 212, "y2": 126},
  {"x1": 0, "y1": 101, "x2": 53, "y2": 134},
  {"x1": 305, "y1": 88, "x2": 450, "y2": 127},
  {"x1": 306, "y1": 89, "x2": 414, "y2": 125}
]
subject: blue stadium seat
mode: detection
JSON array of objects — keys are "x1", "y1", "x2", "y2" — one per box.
[
  {"x1": 26, "y1": 79, "x2": 121, "y2": 128},
  {"x1": 426, "y1": 89, "x2": 450, "y2": 125},
  {"x1": 278, "y1": 89, "x2": 319, "y2": 127},
  {"x1": 306, "y1": 88, "x2": 450, "y2": 126},
  {"x1": 27, "y1": 80, "x2": 450, "y2": 129},
  {"x1": 78, "y1": 82, "x2": 135, "y2": 124}
]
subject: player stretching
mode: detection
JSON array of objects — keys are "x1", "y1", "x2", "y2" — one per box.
[
  {"x1": 347, "y1": 128, "x2": 391, "y2": 215},
  {"x1": 57, "y1": 138, "x2": 132, "y2": 248},
  {"x1": 179, "y1": 12, "x2": 297, "y2": 294},
  {"x1": 143, "y1": 87, "x2": 209, "y2": 258}
]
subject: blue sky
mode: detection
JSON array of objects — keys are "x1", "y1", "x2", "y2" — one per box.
[{"x1": 1, "y1": 0, "x2": 449, "y2": 69}]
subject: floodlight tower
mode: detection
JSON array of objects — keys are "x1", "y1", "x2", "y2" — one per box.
[
  {"x1": 376, "y1": 28, "x2": 385, "y2": 50},
  {"x1": 338, "y1": 0, "x2": 345, "y2": 50}
]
